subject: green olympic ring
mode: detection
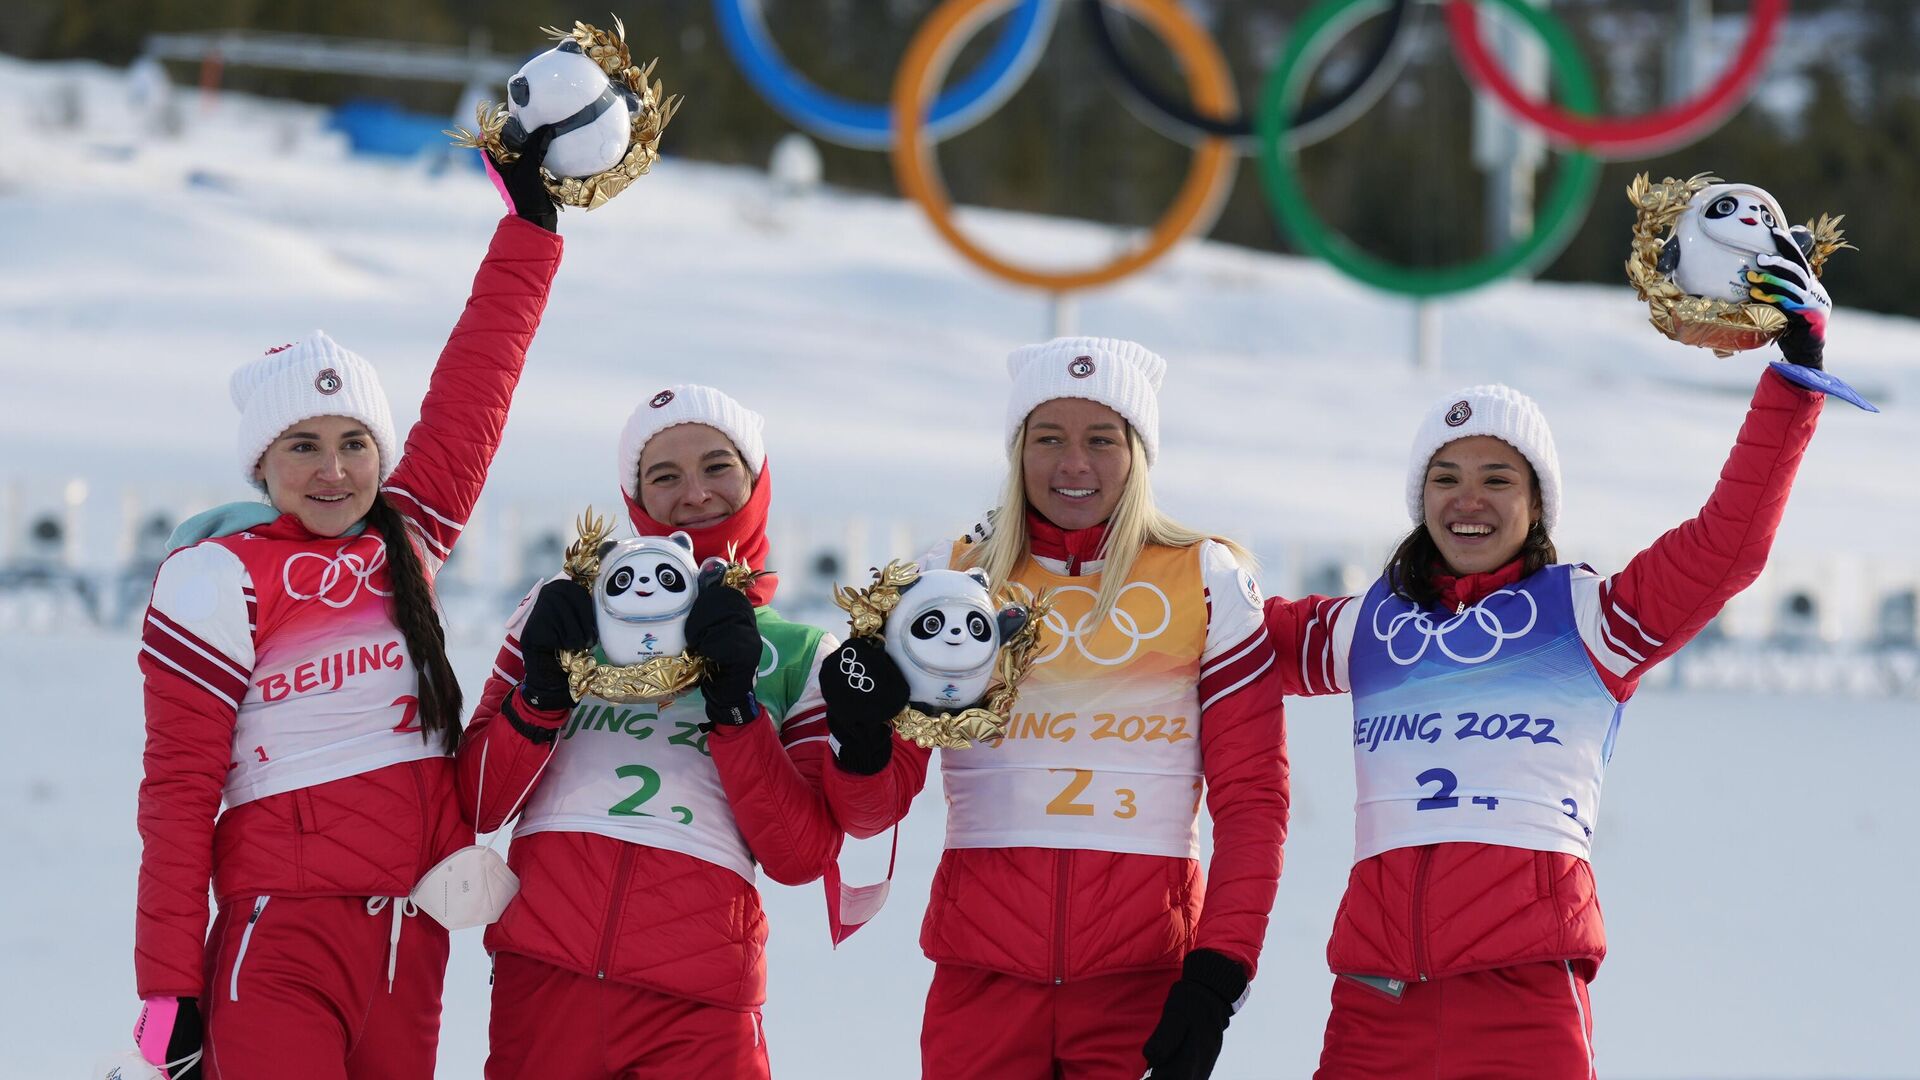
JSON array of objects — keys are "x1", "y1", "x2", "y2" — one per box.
[{"x1": 1256, "y1": 0, "x2": 1602, "y2": 298}]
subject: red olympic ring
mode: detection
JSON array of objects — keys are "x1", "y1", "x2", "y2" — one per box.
[{"x1": 1444, "y1": 0, "x2": 1788, "y2": 158}]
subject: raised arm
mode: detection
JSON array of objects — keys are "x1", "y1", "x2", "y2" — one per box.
[
  {"x1": 379, "y1": 215, "x2": 563, "y2": 565},
  {"x1": 1573, "y1": 366, "x2": 1822, "y2": 699},
  {"x1": 136, "y1": 544, "x2": 256, "y2": 999}
]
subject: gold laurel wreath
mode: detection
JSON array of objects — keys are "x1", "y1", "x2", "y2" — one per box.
[
  {"x1": 1625, "y1": 173, "x2": 1853, "y2": 357},
  {"x1": 833, "y1": 561, "x2": 1057, "y2": 750},
  {"x1": 449, "y1": 17, "x2": 682, "y2": 210},
  {"x1": 554, "y1": 508, "x2": 763, "y2": 704}
]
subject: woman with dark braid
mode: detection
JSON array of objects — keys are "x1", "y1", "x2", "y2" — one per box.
[{"x1": 129, "y1": 133, "x2": 566, "y2": 1079}]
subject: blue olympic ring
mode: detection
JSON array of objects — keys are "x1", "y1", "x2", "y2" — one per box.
[{"x1": 712, "y1": 0, "x2": 1060, "y2": 150}]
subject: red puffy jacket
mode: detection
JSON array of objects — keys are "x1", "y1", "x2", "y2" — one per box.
[
  {"x1": 1265, "y1": 368, "x2": 1821, "y2": 983},
  {"x1": 824, "y1": 529, "x2": 1288, "y2": 985},
  {"x1": 456, "y1": 466, "x2": 843, "y2": 1010},
  {"x1": 134, "y1": 216, "x2": 561, "y2": 998}
]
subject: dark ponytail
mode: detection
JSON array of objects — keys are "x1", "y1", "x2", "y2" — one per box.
[{"x1": 366, "y1": 494, "x2": 462, "y2": 751}]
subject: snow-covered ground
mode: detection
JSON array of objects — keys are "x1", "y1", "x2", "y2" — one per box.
[{"x1": 2, "y1": 57, "x2": 1916, "y2": 1077}]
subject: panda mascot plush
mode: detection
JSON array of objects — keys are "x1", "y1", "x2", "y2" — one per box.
[
  {"x1": 883, "y1": 568, "x2": 1029, "y2": 712},
  {"x1": 592, "y1": 532, "x2": 702, "y2": 665},
  {"x1": 503, "y1": 37, "x2": 635, "y2": 179},
  {"x1": 1659, "y1": 182, "x2": 1815, "y2": 303}
]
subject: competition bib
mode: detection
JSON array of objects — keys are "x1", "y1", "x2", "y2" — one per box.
[
  {"x1": 1347, "y1": 565, "x2": 1623, "y2": 863},
  {"x1": 941, "y1": 544, "x2": 1208, "y2": 859},
  {"x1": 513, "y1": 609, "x2": 823, "y2": 881},
  {"x1": 225, "y1": 535, "x2": 444, "y2": 807}
]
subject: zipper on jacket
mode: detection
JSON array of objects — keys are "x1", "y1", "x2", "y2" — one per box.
[
  {"x1": 1051, "y1": 850, "x2": 1071, "y2": 986},
  {"x1": 1410, "y1": 847, "x2": 1434, "y2": 982},
  {"x1": 229, "y1": 895, "x2": 271, "y2": 1002},
  {"x1": 595, "y1": 845, "x2": 638, "y2": 979}
]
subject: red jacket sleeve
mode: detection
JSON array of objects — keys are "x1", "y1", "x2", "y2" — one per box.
[
  {"x1": 1262, "y1": 594, "x2": 1357, "y2": 697},
  {"x1": 135, "y1": 650, "x2": 238, "y2": 998},
  {"x1": 822, "y1": 734, "x2": 932, "y2": 840},
  {"x1": 381, "y1": 215, "x2": 563, "y2": 560},
  {"x1": 455, "y1": 632, "x2": 565, "y2": 834},
  {"x1": 710, "y1": 711, "x2": 844, "y2": 886},
  {"x1": 135, "y1": 546, "x2": 256, "y2": 999},
  {"x1": 1577, "y1": 367, "x2": 1823, "y2": 698},
  {"x1": 1192, "y1": 645, "x2": 1288, "y2": 979}
]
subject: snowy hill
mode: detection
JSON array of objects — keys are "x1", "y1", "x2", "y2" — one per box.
[{"x1": 1, "y1": 57, "x2": 1916, "y2": 1078}]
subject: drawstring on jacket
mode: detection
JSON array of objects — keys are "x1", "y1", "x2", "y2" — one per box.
[{"x1": 365, "y1": 895, "x2": 419, "y2": 992}]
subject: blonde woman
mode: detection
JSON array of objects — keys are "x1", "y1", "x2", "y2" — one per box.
[{"x1": 818, "y1": 339, "x2": 1286, "y2": 1080}]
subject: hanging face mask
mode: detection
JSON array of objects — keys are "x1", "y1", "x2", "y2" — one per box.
[
  {"x1": 410, "y1": 737, "x2": 551, "y2": 930},
  {"x1": 410, "y1": 844, "x2": 521, "y2": 930}
]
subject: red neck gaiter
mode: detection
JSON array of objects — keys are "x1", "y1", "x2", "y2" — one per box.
[
  {"x1": 622, "y1": 460, "x2": 779, "y2": 607},
  {"x1": 1432, "y1": 555, "x2": 1527, "y2": 612},
  {"x1": 1025, "y1": 508, "x2": 1110, "y2": 577}
]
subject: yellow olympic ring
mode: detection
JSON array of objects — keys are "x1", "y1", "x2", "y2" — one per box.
[{"x1": 890, "y1": 0, "x2": 1238, "y2": 292}]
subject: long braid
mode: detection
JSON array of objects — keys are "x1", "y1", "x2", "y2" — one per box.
[{"x1": 365, "y1": 494, "x2": 463, "y2": 751}]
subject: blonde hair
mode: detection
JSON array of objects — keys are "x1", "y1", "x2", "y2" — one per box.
[{"x1": 959, "y1": 420, "x2": 1257, "y2": 628}]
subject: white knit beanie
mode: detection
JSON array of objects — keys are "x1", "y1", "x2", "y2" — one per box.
[
  {"x1": 1406, "y1": 384, "x2": 1562, "y2": 532},
  {"x1": 1005, "y1": 337, "x2": 1165, "y2": 466},
  {"x1": 230, "y1": 330, "x2": 397, "y2": 488},
  {"x1": 617, "y1": 384, "x2": 767, "y2": 498}
]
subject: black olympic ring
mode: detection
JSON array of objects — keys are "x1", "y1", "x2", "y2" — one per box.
[{"x1": 1083, "y1": 0, "x2": 1413, "y2": 146}]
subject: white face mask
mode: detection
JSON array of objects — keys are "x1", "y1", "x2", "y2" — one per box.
[
  {"x1": 408, "y1": 737, "x2": 549, "y2": 931},
  {"x1": 410, "y1": 844, "x2": 521, "y2": 930}
]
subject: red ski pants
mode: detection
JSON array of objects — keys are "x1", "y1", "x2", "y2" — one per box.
[
  {"x1": 1315, "y1": 961, "x2": 1597, "y2": 1080},
  {"x1": 920, "y1": 963, "x2": 1180, "y2": 1080},
  {"x1": 200, "y1": 894, "x2": 449, "y2": 1080},
  {"x1": 484, "y1": 952, "x2": 770, "y2": 1080}
]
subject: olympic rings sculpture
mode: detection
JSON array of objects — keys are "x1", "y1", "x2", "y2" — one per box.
[{"x1": 713, "y1": 0, "x2": 1788, "y2": 297}]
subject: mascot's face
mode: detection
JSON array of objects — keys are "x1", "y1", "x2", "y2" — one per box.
[
  {"x1": 594, "y1": 532, "x2": 699, "y2": 664},
  {"x1": 884, "y1": 568, "x2": 1009, "y2": 709},
  {"x1": 1672, "y1": 183, "x2": 1794, "y2": 302},
  {"x1": 506, "y1": 41, "x2": 633, "y2": 179}
]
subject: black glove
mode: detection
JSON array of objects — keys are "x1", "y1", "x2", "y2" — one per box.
[
  {"x1": 817, "y1": 637, "x2": 908, "y2": 775},
  {"x1": 1747, "y1": 229, "x2": 1832, "y2": 370},
  {"x1": 488, "y1": 124, "x2": 560, "y2": 232},
  {"x1": 518, "y1": 578, "x2": 596, "y2": 712},
  {"x1": 135, "y1": 995, "x2": 203, "y2": 1078},
  {"x1": 685, "y1": 568, "x2": 762, "y2": 728},
  {"x1": 1142, "y1": 950, "x2": 1248, "y2": 1080}
]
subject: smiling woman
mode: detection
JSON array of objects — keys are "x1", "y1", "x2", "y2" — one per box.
[
  {"x1": 815, "y1": 337, "x2": 1288, "y2": 1080},
  {"x1": 131, "y1": 133, "x2": 567, "y2": 1080},
  {"x1": 1260, "y1": 267, "x2": 1853, "y2": 1077}
]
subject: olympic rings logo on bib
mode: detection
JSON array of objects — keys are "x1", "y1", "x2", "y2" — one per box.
[
  {"x1": 284, "y1": 543, "x2": 392, "y2": 609},
  {"x1": 1015, "y1": 581, "x2": 1172, "y2": 667},
  {"x1": 1370, "y1": 588, "x2": 1538, "y2": 666},
  {"x1": 757, "y1": 636, "x2": 780, "y2": 679}
]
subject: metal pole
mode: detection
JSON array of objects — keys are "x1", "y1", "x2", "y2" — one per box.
[{"x1": 1049, "y1": 292, "x2": 1078, "y2": 337}]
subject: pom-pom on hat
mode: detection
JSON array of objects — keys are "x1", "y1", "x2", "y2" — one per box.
[
  {"x1": 230, "y1": 330, "x2": 396, "y2": 488},
  {"x1": 1406, "y1": 384, "x2": 1562, "y2": 533},
  {"x1": 1005, "y1": 337, "x2": 1166, "y2": 466},
  {"x1": 617, "y1": 384, "x2": 768, "y2": 498}
]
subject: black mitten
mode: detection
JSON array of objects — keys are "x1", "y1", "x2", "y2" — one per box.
[
  {"x1": 487, "y1": 124, "x2": 560, "y2": 232},
  {"x1": 1141, "y1": 950, "x2": 1247, "y2": 1080},
  {"x1": 817, "y1": 638, "x2": 908, "y2": 774},
  {"x1": 518, "y1": 578, "x2": 596, "y2": 712},
  {"x1": 686, "y1": 568, "x2": 762, "y2": 727}
]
